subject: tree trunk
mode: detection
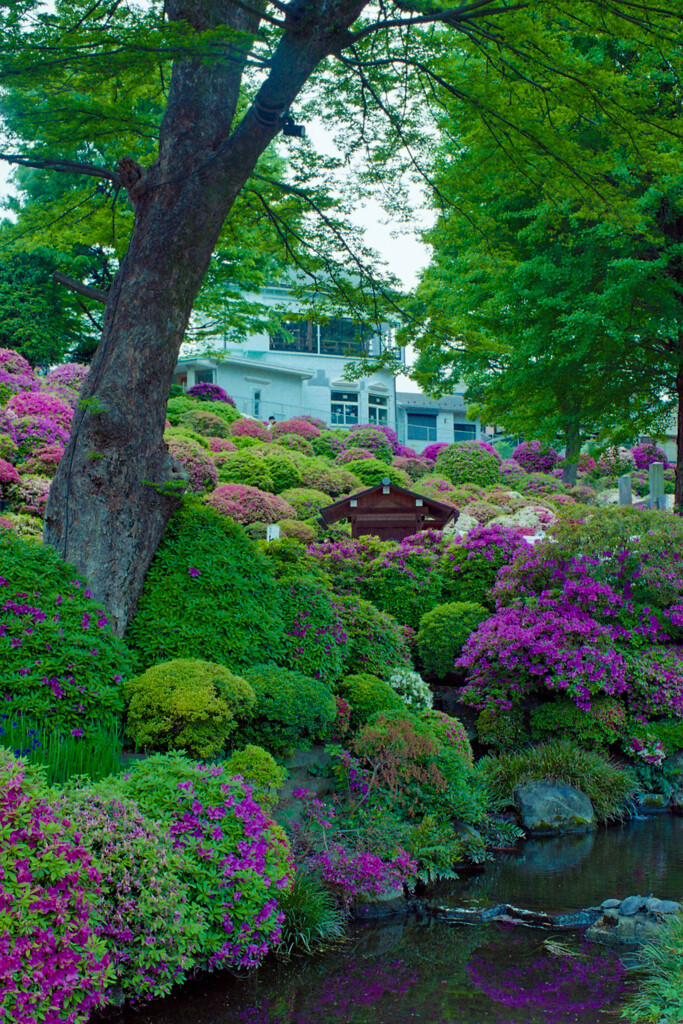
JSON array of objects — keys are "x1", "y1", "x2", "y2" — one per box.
[
  {"x1": 561, "y1": 423, "x2": 581, "y2": 487},
  {"x1": 675, "y1": 362, "x2": 683, "y2": 514},
  {"x1": 44, "y1": 0, "x2": 368, "y2": 633}
]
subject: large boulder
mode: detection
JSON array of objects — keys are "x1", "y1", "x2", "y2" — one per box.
[
  {"x1": 442, "y1": 512, "x2": 479, "y2": 539},
  {"x1": 489, "y1": 506, "x2": 555, "y2": 533},
  {"x1": 513, "y1": 780, "x2": 596, "y2": 834}
]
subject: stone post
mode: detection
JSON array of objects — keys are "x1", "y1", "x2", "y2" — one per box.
[
  {"x1": 649, "y1": 462, "x2": 665, "y2": 509},
  {"x1": 618, "y1": 474, "x2": 632, "y2": 506}
]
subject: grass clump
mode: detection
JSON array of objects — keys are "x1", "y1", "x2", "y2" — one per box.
[
  {"x1": 276, "y1": 872, "x2": 345, "y2": 957},
  {"x1": 480, "y1": 739, "x2": 636, "y2": 822}
]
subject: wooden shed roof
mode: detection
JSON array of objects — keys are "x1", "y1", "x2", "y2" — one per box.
[{"x1": 318, "y1": 479, "x2": 458, "y2": 527}]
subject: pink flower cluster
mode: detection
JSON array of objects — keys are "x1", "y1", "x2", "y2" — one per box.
[
  {"x1": 186, "y1": 382, "x2": 235, "y2": 404},
  {"x1": 271, "y1": 417, "x2": 321, "y2": 439},
  {"x1": 205, "y1": 483, "x2": 295, "y2": 524}
]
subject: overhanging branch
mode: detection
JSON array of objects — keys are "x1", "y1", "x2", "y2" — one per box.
[
  {"x1": 53, "y1": 272, "x2": 109, "y2": 304},
  {"x1": 0, "y1": 152, "x2": 121, "y2": 185}
]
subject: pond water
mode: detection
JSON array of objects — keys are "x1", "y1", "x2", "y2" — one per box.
[{"x1": 118, "y1": 816, "x2": 683, "y2": 1024}]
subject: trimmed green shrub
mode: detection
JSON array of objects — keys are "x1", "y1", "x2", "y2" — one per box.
[
  {"x1": 476, "y1": 705, "x2": 528, "y2": 752},
  {"x1": 225, "y1": 744, "x2": 287, "y2": 811},
  {"x1": 342, "y1": 428, "x2": 393, "y2": 464},
  {"x1": 274, "y1": 433, "x2": 315, "y2": 456},
  {"x1": 164, "y1": 425, "x2": 211, "y2": 448},
  {"x1": 529, "y1": 697, "x2": 626, "y2": 750},
  {"x1": 338, "y1": 672, "x2": 405, "y2": 731},
  {"x1": 180, "y1": 408, "x2": 234, "y2": 438},
  {"x1": 217, "y1": 451, "x2": 274, "y2": 491},
  {"x1": 421, "y1": 709, "x2": 473, "y2": 766},
  {"x1": 310, "y1": 431, "x2": 345, "y2": 460},
  {"x1": 343, "y1": 458, "x2": 411, "y2": 488},
  {"x1": 0, "y1": 530, "x2": 131, "y2": 730},
  {"x1": 480, "y1": 739, "x2": 636, "y2": 822},
  {"x1": 332, "y1": 593, "x2": 410, "y2": 679},
  {"x1": 417, "y1": 601, "x2": 491, "y2": 679},
  {"x1": 126, "y1": 504, "x2": 285, "y2": 671},
  {"x1": 279, "y1": 487, "x2": 330, "y2": 519},
  {"x1": 257, "y1": 449, "x2": 305, "y2": 492},
  {"x1": 298, "y1": 458, "x2": 362, "y2": 497},
  {"x1": 166, "y1": 395, "x2": 200, "y2": 425},
  {"x1": 277, "y1": 518, "x2": 317, "y2": 543},
  {"x1": 435, "y1": 442, "x2": 500, "y2": 487},
  {"x1": 237, "y1": 664, "x2": 337, "y2": 754},
  {"x1": 124, "y1": 659, "x2": 256, "y2": 757}
]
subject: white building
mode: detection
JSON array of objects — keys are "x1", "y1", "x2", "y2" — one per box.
[{"x1": 174, "y1": 287, "x2": 481, "y2": 451}]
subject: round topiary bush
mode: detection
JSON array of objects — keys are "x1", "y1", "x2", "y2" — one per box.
[
  {"x1": 44, "y1": 362, "x2": 90, "y2": 391},
  {"x1": 205, "y1": 483, "x2": 294, "y2": 525},
  {"x1": 207, "y1": 436, "x2": 238, "y2": 453},
  {"x1": 422, "y1": 442, "x2": 450, "y2": 462},
  {"x1": 179, "y1": 407, "x2": 234, "y2": 438},
  {"x1": 392, "y1": 456, "x2": 430, "y2": 481},
  {"x1": 274, "y1": 433, "x2": 314, "y2": 456},
  {"x1": 0, "y1": 750, "x2": 112, "y2": 1023},
  {"x1": 224, "y1": 744, "x2": 287, "y2": 811},
  {"x1": 10, "y1": 472, "x2": 50, "y2": 516},
  {"x1": 124, "y1": 659, "x2": 256, "y2": 757},
  {"x1": 1, "y1": 532, "x2": 131, "y2": 730},
  {"x1": 334, "y1": 446, "x2": 374, "y2": 465},
  {"x1": 167, "y1": 435, "x2": 218, "y2": 492},
  {"x1": 277, "y1": 518, "x2": 317, "y2": 543},
  {"x1": 417, "y1": 601, "x2": 491, "y2": 679},
  {"x1": 512, "y1": 440, "x2": 560, "y2": 473},
  {"x1": 279, "y1": 487, "x2": 330, "y2": 520},
  {"x1": 516, "y1": 472, "x2": 563, "y2": 497},
  {"x1": 230, "y1": 418, "x2": 271, "y2": 441},
  {"x1": 113, "y1": 753, "x2": 293, "y2": 971},
  {"x1": 341, "y1": 427, "x2": 393, "y2": 464},
  {"x1": 216, "y1": 451, "x2": 274, "y2": 491},
  {"x1": 435, "y1": 442, "x2": 500, "y2": 487},
  {"x1": 311, "y1": 431, "x2": 344, "y2": 459},
  {"x1": 596, "y1": 445, "x2": 635, "y2": 475},
  {"x1": 271, "y1": 418, "x2": 321, "y2": 439},
  {"x1": 7, "y1": 391, "x2": 73, "y2": 431},
  {"x1": 332, "y1": 593, "x2": 410, "y2": 679},
  {"x1": 0, "y1": 348, "x2": 38, "y2": 404},
  {"x1": 343, "y1": 458, "x2": 411, "y2": 489},
  {"x1": 298, "y1": 459, "x2": 362, "y2": 497},
  {"x1": 338, "y1": 672, "x2": 406, "y2": 731},
  {"x1": 127, "y1": 504, "x2": 286, "y2": 671},
  {"x1": 237, "y1": 664, "x2": 337, "y2": 754}
]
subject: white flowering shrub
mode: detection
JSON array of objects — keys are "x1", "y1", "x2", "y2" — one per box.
[{"x1": 388, "y1": 668, "x2": 433, "y2": 711}]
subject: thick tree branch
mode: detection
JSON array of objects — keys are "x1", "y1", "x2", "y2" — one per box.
[
  {"x1": 0, "y1": 152, "x2": 121, "y2": 184},
  {"x1": 52, "y1": 271, "x2": 109, "y2": 304}
]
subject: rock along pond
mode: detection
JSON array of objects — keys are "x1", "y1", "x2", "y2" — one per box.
[{"x1": 117, "y1": 815, "x2": 683, "y2": 1024}]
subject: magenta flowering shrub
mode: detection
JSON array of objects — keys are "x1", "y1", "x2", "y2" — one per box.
[
  {"x1": 274, "y1": 432, "x2": 315, "y2": 456},
  {"x1": 271, "y1": 417, "x2": 321, "y2": 439},
  {"x1": 186, "y1": 382, "x2": 235, "y2": 404},
  {"x1": 56, "y1": 787, "x2": 204, "y2": 1002},
  {"x1": 422, "y1": 442, "x2": 450, "y2": 462},
  {"x1": 0, "y1": 456, "x2": 20, "y2": 498},
  {"x1": 12, "y1": 472, "x2": 51, "y2": 516},
  {"x1": 0, "y1": 750, "x2": 112, "y2": 1024},
  {"x1": 12, "y1": 414, "x2": 70, "y2": 458},
  {"x1": 205, "y1": 483, "x2": 295, "y2": 525},
  {"x1": 516, "y1": 472, "x2": 564, "y2": 497},
  {"x1": 341, "y1": 426, "x2": 394, "y2": 464},
  {"x1": 208, "y1": 436, "x2": 238, "y2": 453},
  {"x1": 499, "y1": 457, "x2": 523, "y2": 476},
  {"x1": 44, "y1": 363, "x2": 90, "y2": 391},
  {"x1": 334, "y1": 446, "x2": 374, "y2": 465},
  {"x1": 115, "y1": 754, "x2": 293, "y2": 970},
  {"x1": 1, "y1": 531, "x2": 131, "y2": 729},
  {"x1": 474, "y1": 439, "x2": 502, "y2": 461},
  {"x1": 19, "y1": 443, "x2": 64, "y2": 478},
  {"x1": 627, "y1": 647, "x2": 683, "y2": 719},
  {"x1": 229, "y1": 418, "x2": 271, "y2": 441},
  {"x1": 441, "y1": 523, "x2": 527, "y2": 606},
  {"x1": 512, "y1": 440, "x2": 559, "y2": 473},
  {"x1": 332, "y1": 593, "x2": 410, "y2": 678},
  {"x1": 166, "y1": 436, "x2": 218, "y2": 492},
  {"x1": 7, "y1": 391, "x2": 73, "y2": 431},
  {"x1": 0, "y1": 348, "x2": 32, "y2": 375},
  {"x1": 40, "y1": 382, "x2": 82, "y2": 408},
  {"x1": 0, "y1": 410, "x2": 17, "y2": 442},
  {"x1": 0, "y1": 348, "x2": 38, "y2": 403},
  {"x1": 631, "y1": 441, "x2": 667, "y2": 469},
  {"x1": 396, "y1": 444, "x2": 418, "y2": 457}
]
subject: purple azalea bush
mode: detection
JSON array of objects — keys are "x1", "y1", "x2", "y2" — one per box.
[
  {"x1": 512, "y1": 440, "x2": 560, "y2": 473},
  {"x1": 631, "y1": 441, "x2": 668, "y2": 470},
  {"x1": 186, "y1": 382, "x2": 235, "y2": 405}
]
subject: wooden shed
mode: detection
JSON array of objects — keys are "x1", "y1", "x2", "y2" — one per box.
[{"x1": 318, "y1": 477, "x2": 458, "y2": 542}]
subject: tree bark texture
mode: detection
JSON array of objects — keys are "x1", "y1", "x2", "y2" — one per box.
[
  {"x1": 44, "y1": 0, "x2": 369, "y2": 633},
  {"x1": 675, "y1": 362, "x2": 683, "y2": 514}
]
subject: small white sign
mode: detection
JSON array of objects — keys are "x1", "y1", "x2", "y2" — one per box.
[{"x1": 266, "y1": 524, "x2": 281, "y2": 542}]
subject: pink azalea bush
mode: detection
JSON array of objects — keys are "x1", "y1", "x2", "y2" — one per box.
[
  {"x1": 499, "y1": 457, "x2": 524, "y2": 476},
  {"x1": 341, "y1": 426, "x2": 393, "y2": 464},
  {"x1": 335, "y1": 446, "x2": 374, "y2": 465},
  {"x1": 597, "y1": 446, "x2": 635, "y2": 475},
  {"x1": 44, "y1": 363, "x2": 90, "y2": 391},
  {"x1": 274, "y1": 432, "x2": 314, "y2": 455},
  {"x1": 0, "y1": 349, "x2": 38, "y2": 404},
  {"x1": 422, "y1": 442, "x2": 450, "y2": 463},
  {"x1": 271, "y1": 417, "x2": 321, "y2": 439},
  {"x1": 0, "y1": 750, "x2": 112, "y2": 1024},
  {"x1": 208, "y1": 436, "x2": 238, "y2": 453},
  {"x1": 12, "y1": 415, "x2": 71, "y2": 458},
  {"x1": 512, "y1": 440, "x2": 559, "y2": 473},
  {"x1": 0, "y1": 457, "x2": 21, "y2": 499},
  {"x1": 392, "y1": 455, "x2": 430, "y2": 480},
  {"x1": 230, "y1": 418, "x2": 271, "y2": 441},
  {"x1": 19, "y1": 444, "x2": 64, "y2": 478},
  {"x1": 12, "y1": 473, "x2": 51, "y2": 516},
  {"x1": 205, "y1": 483, "x2": 295, "y2": 524},
  {"x1": 7, "y1": 392, "x2": 73, "y2": 431},
  {"x1": 166, "y1": 436, "x2": 218, "y2": 493}
]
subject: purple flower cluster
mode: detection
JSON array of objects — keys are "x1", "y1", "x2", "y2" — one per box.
[
  {"x1": 166, "y1": 436, "x2": 218, "y2": 493},
  {"x1": 631, "y1": 441, "x2": 668, "y2": 469},
  {"x1": 44, "y1": 363, "x2": 90, "y2": 392},
  {"x1": 205, "y1": 483, "x2": 295, "y2": 524},
  {"x1": 186, "y1": 382, "x2": 235, "y2": 404},
  {"x1": 512, "y1": 440, "x2": 560, "y2": 473},
  {"x1": 271, "y1": 417, "x2": 321, "y2": 439},
  {"x1": 422, "y1": 442, "x2": 450, "y2": 462}
]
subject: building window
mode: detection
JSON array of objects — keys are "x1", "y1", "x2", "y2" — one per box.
[
  {"x1": 320, "y1": 318, "x2": 370, "y2": 356},
  {"x1": 331, "y1": 390, "x2": 359, "y2": 426},
  {"x1": 368, "y1": 394, "x2": 389, "y2": 426},
  {"x1": 453, "y1": 422, "x2": 476, "y2": 442},
  {"x1": 270, "y1": 320, "x2": 317, "y2": 352},
  {"x1": 194, "y1": 369, "x2": 215, "y2": 385},
  {"x1": 407, "y1": 412, "x2": 437, "y2": 442},
  {"x1": 253, "y1": 389, "x2": 261, "y2": 418}
]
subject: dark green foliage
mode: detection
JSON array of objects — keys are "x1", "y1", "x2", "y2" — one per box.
[
  {"x1": 276, "y1": 871, "x2": 345, "y2": 956},
  {"x1": 217, "y1": 452, "x2": 274, "y2": 491},
  {"x1": 529, "y1": 698, "x2": 626, "y2": 750},
  {"x1": 417, "y1": 601, "x2": 490, "y2": 679},
  {"x1": 236, "y1": 664, "x2": 336, "y2": 754},
  {"x1": 258, "y1": 450, "x2": 305, "y2": 493},
  {"x1": 333, "y1": 593, "x2": 410, "y2": 679},
  {"x1": 440, "y1": 545, "x2": 511, "y2": 608},
  {"x1": 279, "y1": 487, "x2": 330, "y2": 520},
  {"x1": 481, "y1": 740, "x2": 635, "y2": 822},
  {"x1": 126, "y1": 503, "x2": 285, "y2": 671},
  {"x1": 338, "y1": 673, "x2": 405, "y2": 731},
  {"x1": 0, "y1": 531, "x2": 131, "y2": 730},
  {"x1": 435, "y1": 443, "x2": 500, "y2": 487},
  {"x1": 475, "y1": 706, "x2": 528, "y2": 752},
  {"x1": 343, "y1": 458, "x2": 411, "y2": 488},
  {"x1": 626, "y1": 914, "x2": 683, "y2": 1023}
]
